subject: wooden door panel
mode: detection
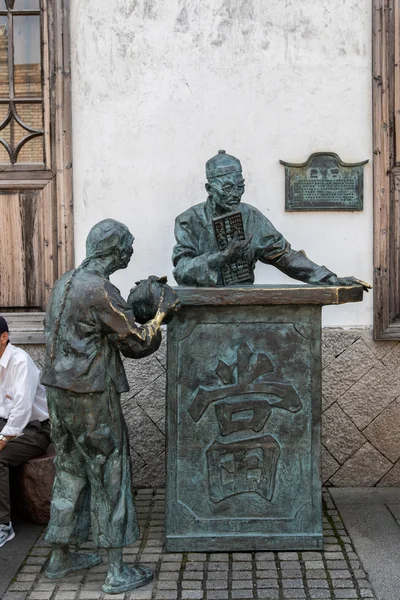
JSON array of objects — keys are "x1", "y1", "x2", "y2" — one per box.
[
  {"x1": 39, "y1": 178, "x2": 57, "y2": 307},
  {"x1": 0, "y1": 192, "x2": 26, "y2": 307},
  {"x1": 373, "y1": 0, "x2": 400, "y2": 338},
  {"x1": 395, "y1": 0, "x2": 400, "y2": 165},
  {"x1": 0, "y1": 179, "x2": 55, "y2": 309}
]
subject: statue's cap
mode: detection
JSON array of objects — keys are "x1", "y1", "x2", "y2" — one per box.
[
  {"x1": 206, "y1": 150, "x2": 242, "y2": 181},
  {"x1": 86, "y1": 218, "x2": 132, "y2": 259}
]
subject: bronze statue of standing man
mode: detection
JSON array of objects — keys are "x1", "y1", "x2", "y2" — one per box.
[{"x1": 41, "y1": 219, "x2": 178, "y2": 594}]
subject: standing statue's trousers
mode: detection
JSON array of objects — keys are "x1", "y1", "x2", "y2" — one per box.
[{"x1": 45, "y1": 383, "x2": 139, "y2": 548}]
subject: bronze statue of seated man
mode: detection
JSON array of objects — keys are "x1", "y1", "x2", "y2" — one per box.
[{"x1": 172, "y1": 150, "x2": 369, "y2": 290}]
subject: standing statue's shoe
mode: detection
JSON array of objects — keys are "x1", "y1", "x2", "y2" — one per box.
[
  {"x1": 0, "y1": 522, "x2": 15, "y2": 548},
  {"x1": 45, "y1": 552, "x2": 102, "y2": 579},
  {"x1": 102, "y1": 565, "x2": 153, "y2": 594}
]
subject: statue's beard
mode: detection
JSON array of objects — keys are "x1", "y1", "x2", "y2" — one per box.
[{"x1": 210, "y1": 191, "x2": 242, "y2": 214}]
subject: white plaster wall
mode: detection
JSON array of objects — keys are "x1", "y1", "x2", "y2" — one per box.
[{"x1": 70, "y1": 0, "x2": 372, "y2": 327}]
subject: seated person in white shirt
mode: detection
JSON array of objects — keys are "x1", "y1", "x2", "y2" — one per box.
[{"x1": 0, "y1": 316, "x2": 51, "y2": 547}]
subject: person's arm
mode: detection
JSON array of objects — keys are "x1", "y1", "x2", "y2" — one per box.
[
  {"x1": 1, "y1": 357, "x2": 39, "y2": 441},
  {"x1": 254, "y1": 211, "x2": 337, "y2": 284},
  {"x1": 263, "y1": 241, "x2": 370, "y2": 289},
  {"x1": 271, "y1": 246, "x2": 338, "y2": 284},
  {"x1": 172, "y1": 218, "x2": 220, "y2": 286},
  {"x1": 97, "y1": 281, "x2": 169, "y2": 358},
  {"x1": 172, "y1": 219, "x2": 252, "y2": 286}
]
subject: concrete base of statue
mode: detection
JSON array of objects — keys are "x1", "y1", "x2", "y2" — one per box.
[{"x1": 165, "y1": 285, "x2": 363, "y2": 552}]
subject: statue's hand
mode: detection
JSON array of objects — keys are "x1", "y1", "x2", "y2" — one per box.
[
  {"x1": 156, "y1": 288, "x2": 181, "y2": 322},
  {"x1": 208, "y1": 232, "x2": 253, "y2": 268},
  {"x1": 330, "y1": 276, "x2": 372, "y2": 292},
  {"x1": 129, "y1": 275, "x2": 179, "y2": 324}
]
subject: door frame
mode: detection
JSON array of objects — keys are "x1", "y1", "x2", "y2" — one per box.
[{"x1": 373, "y1": 0, "x2": 400, "y2": 339}]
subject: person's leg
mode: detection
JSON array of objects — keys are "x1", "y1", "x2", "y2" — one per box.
[
  {"x1": 73, "y1": 385, "x2": 151, "y2": 592},
  {"x1": 0, "y1": 522, "x2": 14, "y2": 547},
  {"x1": 103, "y1": 549, "x2": 153, "y2": 594},
  {"x1": 0, "y1": 422, "x2": 51, "y2": 525},
  {"x1": 44, "y1": 387, "x2": 102, "y2": 578},
  {"x1": 46, "y1": 544, "x2": 102, "y2": 579},
  {"x1": 74, "y1": 387, "x2": 139, "y2": 548},
  {"x1": 45, "y1": 468, "x2": 91, "y2": 544}
]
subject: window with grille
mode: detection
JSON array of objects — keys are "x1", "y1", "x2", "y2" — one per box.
[{"x1": 0, "y1": 0, "x2": 46, "y2": 165}]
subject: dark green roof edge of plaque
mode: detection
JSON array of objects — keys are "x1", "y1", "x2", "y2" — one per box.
[{"x1": 279, "y1": 152, "x2": 369, "y2": 168}]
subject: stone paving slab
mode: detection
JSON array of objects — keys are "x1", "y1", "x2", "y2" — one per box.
[
  {"x1": 0, "y1": 517, "x2": 43, "y2": 597},
  {"x1": 330, "y1": 488, "x2": 400, "y2": 600},
  {"x1": 1, "y1": 489, "x2": 376, "y2": 600}
]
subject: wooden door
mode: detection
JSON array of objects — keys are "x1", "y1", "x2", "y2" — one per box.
[
  {"x1": 0, "y1": 0, "x2": 73, "y2": 311},
  {"x1": 373, "y1": 0, "x2": 400, "y2": 338}
]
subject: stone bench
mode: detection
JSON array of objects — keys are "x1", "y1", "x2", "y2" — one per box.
[{"x1": 11, "y1": 444, "x2": 56, "y2": 525}]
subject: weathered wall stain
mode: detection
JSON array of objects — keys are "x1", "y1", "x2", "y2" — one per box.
[
  {"x1": 240, "y1": 0, "x2": 254, "y2": 21},
  {"x1": 211, "y1": 19, "x2": 231, "y2": 48},
  {"x1": 114, "y1": 29, "x2": 136, "y2": 59},
  {"x1": 174, "y1": 4, "x2": 189, "y2": 34},
  {"x1": 143, "y1": 0, "x2": 157, "y2": 20},
  {"x1": 116, "y1": 0, "x2": 138, "y2": 20}
]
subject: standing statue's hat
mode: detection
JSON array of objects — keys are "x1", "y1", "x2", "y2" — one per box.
[
  {"x1": 206, "y1": 150, "x2": 242, "y2": 181},
  {"x1": 86, "y1": 219, "x2": 133, "y2": 260}
]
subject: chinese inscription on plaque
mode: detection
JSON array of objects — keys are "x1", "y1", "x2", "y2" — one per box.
[{"x1": 280, "y1": 152, "x2": 368, "y2": 212}]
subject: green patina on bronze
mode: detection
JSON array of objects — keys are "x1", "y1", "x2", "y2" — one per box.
[
  {"x1": 280, "y1": 152, "x2": 368, "y2": 212},
  {"x1": 172, "y1": 150, "x2": 369, "y2": 288},
  {"x1": 165, "y1": 285, "x2": 363, "y2": 552},
  {"x1": 41, "y1": 218, "x2": 178, "y2": 594},
  {"x1": 167, "y1": 152, "x2": 368, "y2": 551}
]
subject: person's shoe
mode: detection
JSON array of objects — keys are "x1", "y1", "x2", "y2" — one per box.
[
  {"x1": 45, "y1": 552, "x2": 102, "y2": 579},
  {"x1": 0, "y1": 522, "x2": 15, "y2": 548},
  {"x1": 102, "y1": 565, "x2": 153, "y2": 594}
]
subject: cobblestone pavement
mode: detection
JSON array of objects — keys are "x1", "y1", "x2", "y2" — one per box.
[{"x1": 3, "y1": 489, "x2": 376, "y2": 600}]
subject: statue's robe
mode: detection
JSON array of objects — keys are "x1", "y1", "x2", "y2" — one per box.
[
  {"x1": 172, "y1": 200, "x2": 336, "y2": 287},
  {"x1": 42, "y1": 266, "x2": 160, "y2": 548}
]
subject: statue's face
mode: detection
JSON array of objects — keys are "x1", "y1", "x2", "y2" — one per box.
[
  {"x1": 208, "y1": 172, "x2": 245, "y2": 213},
  {"x1": 117, "y1": 232, "x2": 134, "y2": 270}
]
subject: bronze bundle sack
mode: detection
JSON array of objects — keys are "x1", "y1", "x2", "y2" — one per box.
[{"x1": 127, "y1": 275, "x2": 178, "y2": 324}]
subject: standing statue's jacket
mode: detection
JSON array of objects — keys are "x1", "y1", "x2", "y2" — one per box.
[{"x1": 41, "y1": 267, "x2": 160, "y2": 393}]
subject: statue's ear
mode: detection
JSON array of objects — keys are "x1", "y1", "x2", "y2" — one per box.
[{"x1": 205, "y1": 182, "x2": 211, "y2": 193}]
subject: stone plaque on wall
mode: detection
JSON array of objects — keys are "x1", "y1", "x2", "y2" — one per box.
[{"x1": 280, "y1": 153, "x2": 368, "y2": 212}]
